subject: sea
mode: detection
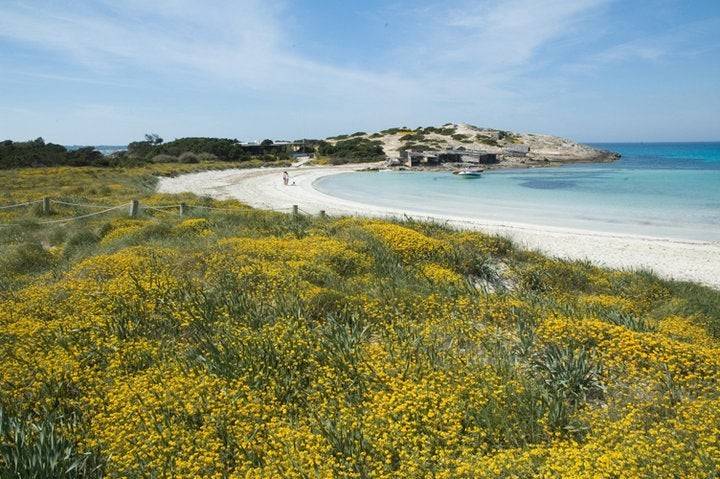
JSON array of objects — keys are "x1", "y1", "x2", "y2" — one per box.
[
  {"x1": 65, "y1": 145, "x2": 127, "y2": 155},
  {"x1": 313, "y1": 143, "x2": 720, "y2": 241}
]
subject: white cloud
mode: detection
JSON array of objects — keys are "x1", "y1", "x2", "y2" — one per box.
[
  {"x1": 0, "y1": 0, "x2": 612, "y2": 92},
  {"x1": 1, "y1": 0, "x2": 653, "y2": 140},
  {"x1": 565, "y1": 16, "x2": 720, "y2": 75},
  {"x1": 0, "y1": 1, "x2": 283, "y2": 80},
  {"x1": 385, "y1": 0, "x2": 610, "y2": 76}
]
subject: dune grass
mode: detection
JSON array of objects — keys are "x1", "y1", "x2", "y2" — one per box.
[{"x1": 1, "y1": 166, "x2": 719, "y2": 478}]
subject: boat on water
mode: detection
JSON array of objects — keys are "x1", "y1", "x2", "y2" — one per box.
[{"x1": 454, "y1": 168, "x2": 484, "y2": 178}]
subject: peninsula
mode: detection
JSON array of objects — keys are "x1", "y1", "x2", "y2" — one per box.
[{"x1": 323, "y1": 123, "x2": 619, "y2": 170}]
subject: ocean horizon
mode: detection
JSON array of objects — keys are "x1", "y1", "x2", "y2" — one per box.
[{"x1": 314, "y1": 142, "x2": 720, "y2": 241}]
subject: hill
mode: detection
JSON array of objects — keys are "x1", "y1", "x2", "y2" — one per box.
[{"x1": 326, "y1": 123, "x2": 619, "y2": 167}]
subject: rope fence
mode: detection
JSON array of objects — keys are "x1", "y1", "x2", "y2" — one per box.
[
  {"x1": 0, "y1": 196, "x2": 322, "y2": 227},
  {"x1": 142, "y1": 205, "x2": 177, "y2": 214},
  {"x1": 50, "y1": 200, "x2": 117, "y2": 209},
  {"x1": 37, "y1": 204, "x2": 131, "y2": 225},
  {"x1": 0, "y1": 200, "x2": 42, "y2": 210}
]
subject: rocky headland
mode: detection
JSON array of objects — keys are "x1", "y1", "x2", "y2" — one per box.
[{"x1": 327, "y1": 122, "x2": 619, "y2": 170}]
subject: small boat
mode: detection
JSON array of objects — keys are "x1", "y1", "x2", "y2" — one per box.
[{"x1": 454, "y1": 168, "x2": 484, "y2": 178}]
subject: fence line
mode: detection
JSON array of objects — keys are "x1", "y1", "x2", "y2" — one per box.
[
  {"x1": 142, "y1": 205, "x2": 177, "y2": 214},
  {"x1": 0, "y1": 200, "x2": 42, "y2": 210},
  {"x1": 50, "y1": 200, "x2": 116, "y2": 209},
  {"x1": 37, "y1": 204, "x2": 131, "y2": 225},
  {"x1": 142, "y1": 204, "x2": 180, "y2": 210},
  {"x1": 188, "y1": 204, "x2": 257, "y2": 212},
  {"x1": 0, "y1": 196, "x2": 315, "y2": 227}
]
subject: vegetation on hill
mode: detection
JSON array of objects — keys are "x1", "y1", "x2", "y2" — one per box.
[
  {"x1": 125, "y1": 136, "x2": 292, "y2": 164},
  {"x1": 1, "y1": 135, "x2": 296, "y2": 170},
  {"x1": 129, "y1": 136, "x2": 276, "y2": 162},
  {"x1": 0, "y1": 166, "x2": 719, "y2": 477},
  {"x1": 0, "y1": 138, "x2": 105, "y2": 169},
  {"x1": 317, "y1": 138, "x2": 386, "y2": 164}
]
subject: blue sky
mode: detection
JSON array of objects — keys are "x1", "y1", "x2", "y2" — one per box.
[{"x1": 1, "y1": 0, "x2": 719, "y2": 144}]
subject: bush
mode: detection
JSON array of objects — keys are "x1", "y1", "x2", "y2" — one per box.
[
  {"x1": 399, "y1": 133, "x2": 426, "y2": 142},
  {"x1": 178, "y1": 152, "x2": 199, "y2": 164},
  {"x1": 197, "y1": 152, "x2": 218, "y2": 162},
  {"x1": 533, "y1": 344, "x2": 604, "y2": 431},
  {"x1": 478, "y1": 135, "x2": 499, "y2": 146},
  {"x1": 151, "y1": 154, "x2": 177, "y2": 163},
  {"x1": 0, "y1": 409, "x2": 103, "y2": 478},
  {"x1": 0, "y1": 242, "x2": 55, "y2": 275},
  {"x1": 422, "y1": 126, "x2": 456, "y2": 136}
]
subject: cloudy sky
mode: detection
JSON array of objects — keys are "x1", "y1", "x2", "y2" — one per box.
[{"x1": 1, "y1": 0, "x2": 719, "y2": 144}]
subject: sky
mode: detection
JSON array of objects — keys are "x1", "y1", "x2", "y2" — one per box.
[{"x1": 0, "y1": 0, "x2": 719, "y2": 144}]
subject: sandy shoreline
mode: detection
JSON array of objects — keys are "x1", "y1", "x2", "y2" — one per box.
[{"x1": 157, "y1": 164, "x2": 720, "y2": 289}]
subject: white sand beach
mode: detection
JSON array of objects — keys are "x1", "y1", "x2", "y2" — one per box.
[{"x1": 157, "y1": 164, "x2": 720, "y2": 289}]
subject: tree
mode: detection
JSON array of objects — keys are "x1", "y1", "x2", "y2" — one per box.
[
  {"x1": 144, "y1": 133, "x2": 163, "y2": 145},
  {"x1": 260, "y1": 139, "x2": 274, "y2": 146}
]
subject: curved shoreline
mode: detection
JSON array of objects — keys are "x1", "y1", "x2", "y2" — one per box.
[{"x1": 157, "y1": 164, "x2": 720, "y2": 289}]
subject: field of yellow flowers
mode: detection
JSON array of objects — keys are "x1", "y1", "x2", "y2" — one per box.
[{"x1": 1, "y1": 166, "x2": 719, "y2": 478}]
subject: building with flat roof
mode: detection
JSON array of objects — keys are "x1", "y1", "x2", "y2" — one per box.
[{"x1": 400, "y1": 149, "x2": 499, "y2": 167}]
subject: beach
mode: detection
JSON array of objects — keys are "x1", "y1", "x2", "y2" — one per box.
[{"x1": 157, "y1": 164, "x2": 720, "y2": 289}]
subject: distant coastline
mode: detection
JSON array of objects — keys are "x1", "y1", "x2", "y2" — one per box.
[{"x1": 65, "y1": 145, "x2": 127, "y2": 155}]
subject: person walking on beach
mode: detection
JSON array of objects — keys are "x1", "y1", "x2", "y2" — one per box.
[{"x1": 282, "y1": 171, "x2": 289, "y2": 186}]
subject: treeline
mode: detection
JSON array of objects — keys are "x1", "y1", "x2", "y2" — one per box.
[
  {"x1": 0, "y1": 138, "x2": 105, "y2": 169},
  {"x1": 316, "y1": 137, "x2": 385, "y2": 164},
  {"x1": 124, "y1": 135, "x2": 304, "y2": 164},
  {"x1": 1, "y1": 134, "x2": 387, "y2": 169}
]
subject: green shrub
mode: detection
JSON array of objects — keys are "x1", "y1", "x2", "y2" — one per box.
[
  {"x1": 533, "y1": 344, "x2": 604, "y2": 432},
  {"x1": 478, "y1": 135, "x2": 499, "y2": 146},
  {"x1": 178, "y1": 152, "x2": 199, "y2": 164},
  {"x1": 0, "y1": 409, "x2": 103, "y2": 478},
  {"x1": 422, "y1": 126, "x2": 456, "y2": 136},
  {"x1": 151, "y1": 154, "x2": 177, "y2": 163},
  {"x1": 399, "y1": 133, "x2": 426, "y2": 142},
  {"x1": 601, "y1": 310, "x2": 656, "y2": 333},
  {"x1": 0, "y1": 242, "x2": 55, "y2": 275},
  {"x1": 197, "y1": 152, "x2": 218, "y2": 162}
]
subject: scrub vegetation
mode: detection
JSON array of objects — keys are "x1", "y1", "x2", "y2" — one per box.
[
  {"x1": 1, "y1": 166, "x2": 719, "y2": 478},
  {"x1": 315, "y1": 138, "x2": 386, "y2": 165},
  {"x1": 0, "y1": 135, "x2": 298, "y2": 169}
]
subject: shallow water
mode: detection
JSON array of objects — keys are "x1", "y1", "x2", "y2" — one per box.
[{"x1": 314, "y1": 143, "x2": 720, "y2": 241}]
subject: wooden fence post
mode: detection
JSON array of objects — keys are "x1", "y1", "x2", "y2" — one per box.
[
  {"x1": 129, "y1": 200, "x2": 139, "y2": 218},
  {"x1": 292, "y1": 205, "x2": 299, "y2": 216},
  {"x1": 179, "y1": 203, "x2": 187, "y2": 216},
  {"x1": 42, "y1": 197, "x2": 51, "y2": 215}
]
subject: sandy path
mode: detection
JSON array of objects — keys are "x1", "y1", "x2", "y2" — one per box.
[{"x1": 157, "y1": 165, "x2": 720, "y2": 289}]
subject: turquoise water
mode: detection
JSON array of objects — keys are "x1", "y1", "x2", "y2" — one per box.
[{"x1": 314, "y1": 143, "x2": 720, "y2": 241}]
